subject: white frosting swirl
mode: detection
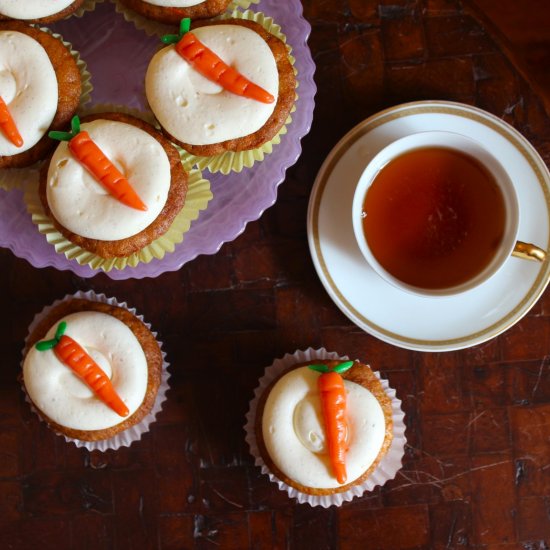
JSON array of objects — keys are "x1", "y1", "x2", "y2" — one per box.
[
  {"x1": 23, "y1": 311, "x2": 148, "y2": 431},
  {"x1": 46, "y1": 119, "x2": 171, "y2": 241},
  {"x1": 0, "y1": 0, "x2": 75, "y2": 19},
  {"x1": 144, "y1": 0, "x2": 203, "y2": 6},
  {"x1": 262, "y1": 367, "x2": 386, "y2": 489},
  {"x1": 145, "y1": 24, "x2": 278, "y2": 146},
  {"x1": 0, "y1": 30, "x2": 58, "y2": 156}
]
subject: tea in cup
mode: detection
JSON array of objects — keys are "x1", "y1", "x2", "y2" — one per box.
[{"x1": 352, "y1": 131, "x2": 546, "y2": 296}]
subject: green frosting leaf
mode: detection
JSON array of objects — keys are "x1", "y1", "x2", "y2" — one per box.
[
  {"x1": 35, "y1": 339, "x2": 57, "y2": 351},
  {"x1": 333, "y1": 360, "x2": 354, "y2": 374},
  {"x1": 308, "y1": 361, "x2": 354, "y2": 374},
  {"x1": 48, "y1": 130, "x2": 74, "y2": 142},
  {"x1": 35, "y1": 321, "x2": 67, "y2": 352},
  {"x1": 161, "y1": 33, "x2": 180, "y2": 45},
  {"x1": 70, "y1": 115, "x2": 80, "y2": 136},
  {"x1": 180, "y1": 18, "x2": 191, "y2": 35},
  {"x1": 308, "y1": 363, "x2": 330, "y2": 373},
  {"x1": 54, "y1": 321, "x2": 67, "y2": 340},
  {"x1": 49, "y1": 116, "x2": 81, "y2": 142},
  {"x1": 162, "y1": 18, "x2": 191, "y2": 45}
]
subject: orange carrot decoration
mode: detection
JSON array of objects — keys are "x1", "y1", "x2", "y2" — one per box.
[
  {"x1": 49, "y1": 116, "x2": 147, "y2": 212},
  {"x1": 36, "y1": 321, "x2": 130, "y2": 417},
  {"x1": 0, "y1": 95, "x2": 23, "y2": 147},
  {"x1": 308, "y1": 361, "x2": 354, "y2": 484},
  {"x1": 162, "y1": 18, "x2": 275, "y2": 104}
]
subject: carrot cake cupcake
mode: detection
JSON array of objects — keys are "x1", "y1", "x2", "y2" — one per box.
[
  {"x1": 21, "y1": 294, "x2": 165, "y2": 445},
  {"x1": 118, "y1": 0, "x2": 232, "y2": 24},
  {"x1": 145, "y1": 17, "x2": 295, "y2": 157},
  {"x1": 39, "y1": 112, "x2": 188, "y2": 259},
  {"x1": 0, "y1": 0, "x2": 84, "y2": 23},
  {"x1": 0, "y1": 22, "x2": 82, "y2": 169},
  {"x1": 0, "y1": 1, "x2": 86, "y2": 23},
  {"x1": 246, "y1": 349, "x2": 406, "y2": 506}
]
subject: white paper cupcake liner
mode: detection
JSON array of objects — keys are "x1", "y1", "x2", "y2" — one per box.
[
  {"x1": 73, "y1": 0, "x2": 105, "y2": 19},
  {"x1": 244, "y1": 347, "x2": 407, "y2": 507},
  {"x1": 21, "y1": 290, "x2": 170, "y2": 452}
]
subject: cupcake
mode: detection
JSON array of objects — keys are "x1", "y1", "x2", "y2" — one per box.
[
  {"x1": 145, "y1": 17, "x2": 295, "y2": 158},
  {"x1": 0, "y1": 1, "x2": 86, "y2": 23},
  {"x1": 0, "y1": 22, "x2": 82, "y2": 169},
  {"x1": 21, "y1": 293, "x2": 167, "y2": 448},
  {"x1": 246, "y1": 349, "x2": 406, "y2": 506},
  {"x1": 117, "y1": 0, "x2": 232, "y2": 24},
  {"x1": 39, "y1": 112, "x2": 188, "y2": 259}
]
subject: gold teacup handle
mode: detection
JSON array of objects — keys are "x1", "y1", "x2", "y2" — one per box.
[{"x1": 512, "y1": 241, "x2": 547, "y2": 262}]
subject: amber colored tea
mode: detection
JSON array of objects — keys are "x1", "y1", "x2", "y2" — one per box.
[{"x1": 362, "y1": 147, "x2": 507, "y2": 290}]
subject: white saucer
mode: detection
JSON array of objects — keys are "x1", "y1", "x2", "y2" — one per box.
[{"x1": 307, "y1": 101, "x2": 550, "y2": 352}]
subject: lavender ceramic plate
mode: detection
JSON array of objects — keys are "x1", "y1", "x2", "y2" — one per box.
[{"x1": 0, "y1": 0, "x2": 315, "y2": 279}]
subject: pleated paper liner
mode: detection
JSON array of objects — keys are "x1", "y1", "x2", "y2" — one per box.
[
  {"x1": 113, "y1": 0, "x2": 260, "y2": 36},
  {"x1": 179, "y1": 9, "x2": 298, "y2": 175},
  {"x1": 73, "y1": 0, "x2": 105, "y2": 18},
  {"x1": 21, "y1": 290, "x2": 170, "y2": 452},
  {"x1": 24, "y1": 105, "x2": 213, "y2": 273},
  {"x1": 244, "y1": 348, "x2": 407, "y2": 508},
  {"x1": 0, "y1": 27, "x2": 93, "y2": 191}
]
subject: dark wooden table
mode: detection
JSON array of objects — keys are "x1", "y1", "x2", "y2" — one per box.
[{"x1": 2, "y1": 1, "x2": 550, "y2": 548}]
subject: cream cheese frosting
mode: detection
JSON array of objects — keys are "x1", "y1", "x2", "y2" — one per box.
[
  {"x1": 0, "y1": 0, "x2": 75, "y2": 19},
  {"x1": 144, "y1": 0, "x2": 203, "y2": 6},
  {"x1": 0, "y1": 30, "x2": 58, "y2": 156},
  {"x1": 46, "y1": 119, "x2": 171, "y2": 241},
  {"x1": 23, "y1": 311, "x2": 148, "y2": 431},
  {"x1": 262, "y1": 366, "x2": 386, "y2": 489},
  {"x1": 145, "y1": 24, "x2": 278, "y2": 146}
]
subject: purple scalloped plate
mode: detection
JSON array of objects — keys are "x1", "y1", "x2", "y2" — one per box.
[{"x1": 0, "y1": 0, "x2": 316, "y2": 279}]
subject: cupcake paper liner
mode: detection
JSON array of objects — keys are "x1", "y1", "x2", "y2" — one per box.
[
  {"x1": 21, "y1": 290, "x2": 170, "y2": 452},
  {"x1": 24, "y1": 105, "x2": 213, "y2": 272},
  {"x1": 244, "y1": 348, "x2": 407, "y2": 508},
  {"x1": 113, "y1": 0, "x2": 260, "y2": 37},
  {"x1": 73, "y1": 0, "x2": 105, "y2": 19},
  {"x1": 180, "y1": 8, "x2": 298, "y2": 175},
  {"x1": 0, "y1": 27, "x2": 93, "y2": 192}
]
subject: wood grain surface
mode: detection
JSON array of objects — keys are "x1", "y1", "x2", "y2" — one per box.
[{"x1": 1, "y1": 1, "x2": 549, "y2": 548}]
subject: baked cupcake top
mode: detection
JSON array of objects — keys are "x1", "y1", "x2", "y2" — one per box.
[
  {"x1": 0, "y1": 0, "x2": 81, "y2": 21},
  {"x1": 118, "y1": 0, "x2": 232, "y2": 24},
  {"x1": 46, "y1": 117, "x2": 172, "y2": 241},
  {"x1": 146, "y1": 21, "x2": 279, "y2": 147},
  {"x1": 0, "y1": 22, "x2": 82, "y2": 169},
  {"x1": 263, "y1": 364, "x2": 386, "y2": 489},
  {"x1": 23, "y1": 311, "x2": 148, "y2": 431},
  {"x1": 22, "y1": 298, "x2": 164, "y2": 442},
  {"x1": 0, "y1": 29, "x2": 58, "y2": 156},
  {"x1": 257, "y1": 360, "x2": 394, "y2": 495},
  {"x1": 39, "y1": 112, "x2": 188, "y2": 259}
]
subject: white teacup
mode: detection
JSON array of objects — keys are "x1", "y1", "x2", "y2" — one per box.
[{"x1": 351, "y1": 131, "x2": 546, "y2": 297}]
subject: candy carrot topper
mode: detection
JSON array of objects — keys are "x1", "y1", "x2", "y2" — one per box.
[
  {"x1": 161, "y1": 18, "x2": 275, "y2": 104},
  {"x1": 49, "y1": 116, "x2": 147, "y2": 211},
  {"x1": 0, "y1": 95, "x2": 23, "y2": 147},
  {"x1": 36, "y1": 321, "x2": 129, "y2": 417},
  {"x1": 308, "y1": 361, "x2": 354, "y2": 484}
]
